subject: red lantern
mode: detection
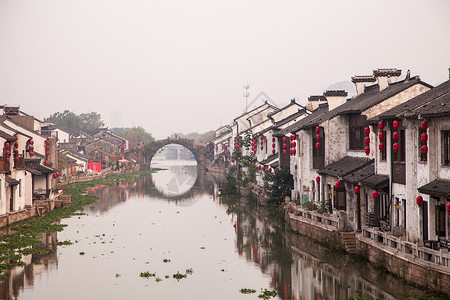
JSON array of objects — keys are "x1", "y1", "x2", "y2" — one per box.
[
  {"x1": 316, "y1": 176, "x2": 320, "y2": 183},
  {"x1": 354, "y1": 186, "x2": 360, "y2": 194},
  {"x1": 252, "y1": 162, "x2": 255, "y2": 165},
  {"x1": 421, "y1": 121, "x2": 428, "y2": 130},
  {"x1": 53, "y1": 174, "x2": 57, "y2": 179},
  {"x1": 283, "y1": 149, "x2": 287, "y2": 155},
  {"x1": 46, "y1": 146, "x2": 50, "y2": 151},
  {"x1": 14, "y1": 142, "x2": 18, "y2": 148},
  {"x1": 260, "y1": 136, "x2": 264, "y2": 140},
  {"x1": 5, "y1": 157, "x2": 9, "y2": 163},
  {"x1": 293, "y1": 149, "x2": 296, "y2": 155},
  {"x1": 46, "y1": 151, "x2": 50, "y2": 156},
  {"x1": 365, "y1": 137, "x2": 370, "y2": 145},
  {"x1": 283, "y1": 137, "x2": 287, "y2": 142},
  {"x1": 447, "y1": 203, "x2": 450, "y2": 213},
  {"x1": 45, "y1": 140, "x2": 50, "y2": 145},
  {"x1": 260, "y1": 146, "x2": 263, "y2": 150},
  {"x1": 272, "y1": 143, "x2": 275, "y2": 148},
  {"x1": 29, "y1": 146, "x2": 34, "y2": 151},
  {"x1": 378, "y1": 121, "x2": 384, "y2": 130},
  {"x1": 378, "y1": 132, "x2": 385, "y2": 140},
  {"x1": 258, "y1": 166, "x2": 261, "y2": 170},
  {"x1": 5, "y1": 142, "x2": 9, "y2": 148},
  {"x1": 260, "y1": 140, "x2": 264, "y2": 145},
  {"x1": 421, "y1": 133, "x2": 428, "y2": 142},
  {"x1": 379, "y1": 143, "x2": 385, "y2": 151},
  {"x1": 30, "y1": 152, "x2": 34, "y2": 156},
  {"x1": 393, "y1": 143, "x2": 399, "y2": 152},
  {"x1": 316, "y1": 126, "x2": 321, "y2": 133},
  {"x1": 335, "y1": 182, "x2": 341, "y2": 189},
  {"x1": 14, "y1": 150, "x2": 18, "y2": 155},
  {"x1": 262, "y1": 166, "x2": 266, "y2": 171},
  {"x1": 272, "y1": 149, "x2": 276, "y2": 154},
  {"x1": 14, "y1": 157, "x2": 19, "y2": 163},
  {"x1": 316, "y1": 134, "x2": 321, "y2": 141},
  {"x1": 316, "y1": 142, "x2": 321, "y2": 149},
  {"x1": 372, "y1": 191, "x2": 379, "y2": 199},
  {"x1": 5, "y1": 150, "x2": 10, "y2": 156},
  {"x1": 292, "y1": 134, "x2": 296, "y2": 139},
  {"x1": 29, "y1": 140, "x2": 34, "y2": 145},
  {"x1": 272, "y1": 137, "x2": 275, "y2": 142},
  {"x1": 393, "y1": 131, "x2": 399, "y2": 140},
  {"x1": 416, "y1": 196, "x2": 423, "y2": 206},
  {"x1": 421, "y1": 145, "x2": 428, "y2": 154},
  {"x1": 283, "y1": 143, "x2": 287, "y2": 148},
  {"x1": 293, "y1": 142, "x2": 296, "y2": 147},
  {"x1": 364, "y1": 146, "x2": 370, "y2": 154},
  {"x1": 364, "y1": 127, "x2": 370, "y2": 135},
  {"x1": 393, "y1": 120, "x2": 399, "y2": 129},
  {"x1": 274, "y1": 169, "x2": 277, "y2": 173}
]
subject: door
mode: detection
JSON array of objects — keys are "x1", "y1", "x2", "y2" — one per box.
[
  {"x1": 436, "y1": 204, "x2": 446, "y2": 238},
  {"x1": 423, "y1": 201, "x2": 429, "y2": 241}
]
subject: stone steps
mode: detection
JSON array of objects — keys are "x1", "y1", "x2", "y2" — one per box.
[{"x1": 341, "y1": 232, "x2": 357, "y2": 253}]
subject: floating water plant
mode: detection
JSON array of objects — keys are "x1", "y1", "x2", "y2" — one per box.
[
  {"x1": 172, "y1": 272, "x2": 187, "y2": 280},
  {"x1": 79, "y1": 252, "x2": 85, "y2": 255},
  {"x1": 139, "y1": 271, "x2": 156, "y2": 278},
  {"x1": 240, "y1": 288, "x2": 256, "y2": 294},
  {"x1": 163, "y1": 258, "x2": 171, "y2": 263},
  {"x1": 258, "y1": 289, "x2": 277, "y2": 299}
]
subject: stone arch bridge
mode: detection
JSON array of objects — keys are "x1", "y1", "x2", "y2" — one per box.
[{"x1": 126, "y1": 138, "x2": 211, "y2": 171}]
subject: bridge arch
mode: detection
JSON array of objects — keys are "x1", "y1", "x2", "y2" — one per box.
[{"x1": 127, "y1": 138, "x2": 208, "y2": 171}]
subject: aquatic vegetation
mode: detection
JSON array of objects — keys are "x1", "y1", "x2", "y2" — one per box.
[
  {"x1": 115, "y1": 273, "x2": 121, "y2": 278},
  {"x1": 164, "y1": 275, "x2": 169, "y2": 279},
  {"x1": 139, "y1": 271, "x2": 156, "y2": 278},
  {"x1": 258, "y1": 289, "x2": 277, "y2": 299},
  {"x1": 185, "y1": 268, "x2": 193, "y2": 274},
  {"x1": 172, "y1": 272, "x2": 187, "y2": 280},
  {"x1": 155, "y1": 277, "x2": 162, "y2": 282},
  {"x1": 163, "y1": 258, "x2": 171, "y2": 263},
  {"x1": 240, "y1": 288, "x2": 256, "y2": 294},
  {"x1": 200, "y1": 246, "x2": 206, "y2": 250},
  {"x1": 79, "y1": 252, "x2": 85, "y2": 255}
]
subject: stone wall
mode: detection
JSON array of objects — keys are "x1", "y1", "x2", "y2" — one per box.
[{"x1": 288, "y1": 214, "x2": 342, "y2": 248}]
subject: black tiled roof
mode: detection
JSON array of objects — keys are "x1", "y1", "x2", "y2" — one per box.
[
  {"x1": 308, "y1": 95, "x2": 327, "y2": 102},
  {"x1": 343, "y1": 162, "x2": 375, "y2": 185},
  {"x1": 360, "y1": 174, "x2": 389, "y2": 189},
  {"x1": 276, "y1": 104, "x2": 329, "y2": 136},
  {"x1": 0, "y1": 130, "x2": 17, "y2": 142},
  {"x1": 351, "y1": 76, "x2": 376, "y2": 83},
  {"x1": 418, "y1": 179, "x2": 450, "y2": 198},
  {"x1": 372, "y1": 80, "x2": 450, "y2": 121},
  {"x1": 25, "y1": 158, "x2": 55, "y2": 174},
  {"x1": 260, "y1": 154, "x2": 278, "y2": 165},
  {"x1": 318, "y1": 156, "x2": 372, "y2": 178},
  {"x1": 323, "y1": 90, "x2": 348, "y2": 97}
]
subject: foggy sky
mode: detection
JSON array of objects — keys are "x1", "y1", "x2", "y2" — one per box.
[{"x1": 1, "y1": 0, "x2": 449, "y2": 139}]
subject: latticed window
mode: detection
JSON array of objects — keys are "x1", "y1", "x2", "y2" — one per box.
[
  {"x1": 349, "y1": 115, "x2": 366, "y2": 150},
  {"x1": 442, "y1": 130, "x2": 450, "y2": 166}
]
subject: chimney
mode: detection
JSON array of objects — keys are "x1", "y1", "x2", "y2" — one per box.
[
  {"x1": 307, "y1": 95, "x2": 327, "y2": 111},
  {"x1": 351, "y1": 75, "x2": 376, "y2": 96},
  {"x1": 373, "y1": 68, "x2": 401, "y2": 91},
  {"x1": 323, "y1": 90, "x2": 348, "y2": 111}
]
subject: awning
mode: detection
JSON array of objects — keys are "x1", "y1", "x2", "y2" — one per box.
[
  {"x1": 343, "y1": 162, "x2": 375, "y2": 185},
  {"x1": 260, "y1": 154, "x2": 278, "y2": 166},
  {"x1": 360, "y1": 174, "x2": 389, "y2": 189},
  {"x1": 25, "y1": 167, "x2": 42, "y2": 176},
  {"x1": 319, "y1": 156, "x2": 373, "y2": 178},
  {"x1": 5, "y1": 176, "x2": 20, "y2": 186},
  {"x1": 418, "y1": 179, "x2": 450, "y2": 198}
]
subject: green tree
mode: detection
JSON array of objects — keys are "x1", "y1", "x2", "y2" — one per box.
[
  {"x1": 113, "y1": 126, "x2": 155, "y2": 146},
  {"x1": 264, "y1": 167, "x2": 294, "y2": 206},
  {"x1": 45, "y1": 110, "x2": 104, "y2": 134},
  {"x1": 79, "y1": 112, "x2": 104, "y2": 131}
]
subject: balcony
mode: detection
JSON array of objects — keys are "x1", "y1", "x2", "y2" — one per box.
[{"x1": 0, "y1": 157, "x2": 10, "y2": 172}]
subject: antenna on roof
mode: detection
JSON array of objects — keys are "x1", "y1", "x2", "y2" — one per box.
[{"x1": 243, "y1": 83, "x2": 250, "y2": 112}]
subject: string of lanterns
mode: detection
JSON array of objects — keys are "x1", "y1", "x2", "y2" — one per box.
[
  {"x1": 378, "y1": 121, "x2": 385, "y2": 151},
  {"x1": 364, "y1": 126, "x2": 370, "y2": 155}
]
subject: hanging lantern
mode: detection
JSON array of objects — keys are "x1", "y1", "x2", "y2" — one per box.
[
  {"x1": 283, "y1": 143, "x2": 287, "y2": 148},
  {"x1": 316, "y1": 176, "x2": 320, "y2": 183},
  {"x1": 364, "y1": 127, "x2": 370, "y2": 135},
  {"x1": 421, "y1": 120, "x2": 428, "y2": 130},
  {"x1": 46, "y1": 146, "x2": 50, "y2": 151},
  {"x1": 14, "y1": 150, "x2": 18, "y2": 155},
  {"x1": 292, "y1": 134, "x2": 296, "y2": 139},
  {"x1": 272, "y1": 143, "x2": 275, "y2": 148},
  {"x1": 335, "y1": 181, "x2": 341, "y2": 189},
  {"x1": 53, "y1": 174, "x2": 57, "y2": 179},
  {"x1": 45, "y1": 140, "x2": 50, "y2": 145},
  {"x1": 5, "y1": 150, "x2": 10, "y2": 156},
  {"x1": 372, "y1": 191, "x2": 379, "y2": 199},
  {"x1": 283, "y1": 149, "x2": 287, "y2": 155},
  {"x1": 46, "y1": 151, "x2": 50, "y2": 156},
  {"x1": 272, "y1": 149, "x2": 276, "y2": 154},
  {"x1": 252, "y1": 162, "x2": 255, "y2": 165},
  {"x1": 379, "y1": 143, "x2": 385, "y2": 151},
  {"x1": 421, "y1": 133, "x2": 428, "y2": 142},
  {"x1": 14, "y1": 142, "x2": 18, "y2": 148},
  {"x1": 365, "y1": 137, "x2": 370, "y2": 145},
  {"x1": 393, "y1": 120, "x2": 399, "y2": 129},
  {"x1": 260, "y1": 140, "x2": 264, "y2": 145},
  {"x1": 274, "y1": 169, "x2": 277, "y2": 173},
  {"x1": 393, "y1": 143, "x2": 399, "y2": 152},
  {"x1": 316, "y1": 142, "x2": 321, "y2": 149},
  {"x1": 447, "y1": 203, "x2": 450, "y2": 213},
  {"x1": 392, "y1": 131, "x2": 399, "y2": 140},
  {"x1": 29, "y1": 140, "x2": 34, "y2": 145},
  {"x1": 354, "y1": 186, "x2": 360, "y2": 194},
  {"x1": 416, "y1": 196, "x2": 423, "y2": 206},
  {"x1": 14, "y1": 157, "x2": 19, "y2": 163},
  {"x1": 316, "y1": 134, "x2": 321, "y2": 141},
  {"x1": 260, "y1": 136, "x2": 264, "y2": 140},
  {"x1": 5, "y1": 142, "x2": 10, "y2": 148},
  {"x1": 293, "y1": 142, "x2": 296, "y2": 147},
  {"x1": 5, "y1": 157, "x2": 9, "y2": 163},
  {"x1": 316, "y1": 126, "x2": 321, "y2": 133},
  {"x1": 378, "y1": 121, "x2": 384, "y2": 130},
  {"x1": 260, "y1": 146, "x2": 263, "y2": 150},
  {"x1": 365, "y1": 146, "x2": 370, "y2": 154},
  {"x1": 378, "y1": 132, "x2": 385, "y2": 140},
  {"x1": 293, "y1": 149, "x2": 296, "y2": 155},
  {"x1": 30, "y1": 152, "x2": 34, "y2": 156},
  {"x1": 421, "y1": 145, "x2": 428, "y2": 154},
  {"x1": 258, "y1": 166, "x2": 261, "y2": 170},
  {"x1": 262, "y1": 166, "x2": 266, "y2": 171},
  {"x1": 29, "y1": 146, "x2": 34, "y2": 151},
  {"x1": 283, "y1": 137, "x2": 287, "y2": 142}
]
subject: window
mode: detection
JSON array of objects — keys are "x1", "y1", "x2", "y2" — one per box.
[
  {"x1": 393, "y1": 129, "x2": 406, "y2": 162},
  {"x1": 313, "y1": 127, "x2": 325, "y2": 169},
  {"x1": 380, "y1": 130, "x2": 386, "y2": 161},
  {"x1": 349, "y1": 114, "x2": 367, "y2": 150},
  {"x1": 19, "y1": 179, "x2": 21, "y2": 197},
  {"x1": 442, "y1": 130, "x2": 450, "y2": 166},
  {"x1": 335, "y1": 186, "x2": 346, "y2": 210}
]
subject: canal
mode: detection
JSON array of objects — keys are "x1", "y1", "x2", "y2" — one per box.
[{"x1": 1, "y1": 152, "x2": 429, "y2": 299}]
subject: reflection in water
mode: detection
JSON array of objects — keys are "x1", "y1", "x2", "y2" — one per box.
[{"x1": 0, "y1": 165, "x2": 430, "y2": 299}]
